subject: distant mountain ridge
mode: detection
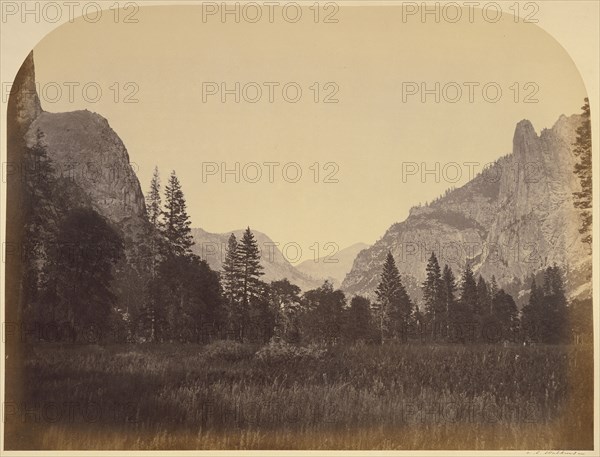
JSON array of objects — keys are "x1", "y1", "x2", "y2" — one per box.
[
  {"x1": 341, "y1": 114, "x2": 592, "y2": 304},
  {"x1": 191, "y1": 227, "x2": 321, "y2": 291},
  {"x1": 296, "y1": 242, "x2": 370, "y2": 288}
]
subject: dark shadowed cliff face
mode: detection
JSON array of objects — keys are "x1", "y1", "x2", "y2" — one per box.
[{"x1": 342, "y1": 114, "x2": 591, "y2": 303}]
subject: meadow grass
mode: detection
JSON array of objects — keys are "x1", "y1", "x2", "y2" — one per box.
[{"x1": 5, "y1": 341, "x2": 593, "y2": 450}]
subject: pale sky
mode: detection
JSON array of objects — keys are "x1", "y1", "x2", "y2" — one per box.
[{"x1": 31, "y1": 4, "x2": 587, "y2": 261}]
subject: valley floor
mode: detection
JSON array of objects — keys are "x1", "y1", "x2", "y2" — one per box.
[{"x1": 5, "y1": 342, "x2": 594, "y2": 450}]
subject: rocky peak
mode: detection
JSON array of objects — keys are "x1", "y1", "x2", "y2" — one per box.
[
  {"x1": 547, "y1": 113, "x2": 581, "y2": 143},
  {"x1": 8, "y1": 52, "x2": 42, "y2": 133},
  {"x1": 9, "y1": 51, "x2": 148, "y2": 240},
  {"x1": 512, "y1": 119, "x2": 539, "y2": 159}
]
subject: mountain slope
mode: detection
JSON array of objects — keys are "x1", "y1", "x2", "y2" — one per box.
[
  {"x1": 296, "y1": 242, "x2": 370, "y2": 288},
  {"x1": 341, "y1": 114, "x2": 591, "y2": 303},
  {"x1": 191, "y1": 228, "x2": 321, "y2": 291}
]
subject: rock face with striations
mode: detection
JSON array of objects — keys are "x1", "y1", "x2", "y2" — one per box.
[
  {"x1": 9, "y1": 52, "x2": 148, "y2": 242},
  {"x1": 341, "y1": 114, "x2": 591, "y2": 303}
]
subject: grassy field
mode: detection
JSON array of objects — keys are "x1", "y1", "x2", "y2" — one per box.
[{"x1": 6, "y1": 341, "x2": 594, "y2": 450}]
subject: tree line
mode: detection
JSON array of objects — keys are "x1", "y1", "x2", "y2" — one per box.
[
  {"x1": 214, "y1": 244, "x2": 578, "y2": 345},
  {"x1": 138, "y1": 160, "x2": 579, "y2": 346},
  {"x1": 20, "y1": 106, "x2": 590, "y2": 345},
  {"x1": 20, "y1": 153, "x2": 584, "y2": 344},
  {"x1": 364, "y1": 251, "x2": 573, "y2": 344}
]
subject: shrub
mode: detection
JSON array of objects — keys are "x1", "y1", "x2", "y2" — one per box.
[{"x1": 255, "y1": 340, "x2": 327, "y2": 364}]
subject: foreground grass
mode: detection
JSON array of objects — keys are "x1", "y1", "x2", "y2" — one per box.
[{"x1": 5, "y1": 342, "x2": 593, "y2": 450}]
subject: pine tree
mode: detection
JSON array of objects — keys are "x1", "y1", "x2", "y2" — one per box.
[
  {"x1": 422, "y1": 252, "x2": 443, "y2": 338},
  {"x1": 222, "y1": 233, "x2": 243, "y2": 339},
  {"x1": 521, "y1": 278, "x2": 542, "y2": 343},
  {"x1": 459, "y1": 263, "x2": 479, "y2": 322},
  {"x1": 238, "y1": 227, "x2": 264, "y2": 304},
  {"x1": 542, "y1": 265, "x2": 569, "y2": 343},
  {"x1": 389, "y1": 277, "x2": 413, "y2": 340},
  {"x1": 155, "y1": 171, "x2": 202, "y2": 341},
  {"x1": 270, "y1": 278, "x2": 302, "y2": 342},
  {"x1": 375, "y1": 252, "x2": 412, "y2": 342},
  {"x1": 441, "y1": 264, "x2": 457, "y2": 336},
  {"x1": 492, "y1": 289, "x2": 518, "y2": 342},
  {"x1": 572, "y1": 98, "x2": 592, "y2": 246},
  {"x1": 146, "y1": 166, "x2": 162, "y2": 229},
  {"x1": 237, "y1": 227, "x2": 265, "y2": 340},
  {"x1": 163, "y1": 171, "x2": 194, "y2": 257},
  {"x1": 140, "y1": 167, "x2": 166, "y2": 341},
  {"x1": 222, "y1": 233, "x2": 241, "y2": 302},
  {"x1": 478, "y1": 274, "x2": 502, "y2": 343},
  {"x1": 142, "y1": 166, "x2": 164, "y2": 341},
  {"x1": 489, "y1": 275, "x2": 499, "y2": 308},
  {"x1": 477, "y1": 276, "x2": 491, "y2": 316}
]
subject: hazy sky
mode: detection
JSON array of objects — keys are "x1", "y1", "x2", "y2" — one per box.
[{"x1": 32, "y1": 4, "x2": 587, "y2": 261}]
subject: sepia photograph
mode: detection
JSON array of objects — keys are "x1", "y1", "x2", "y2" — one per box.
[{"x1": 1, "y1": 0, "x2": 598, "y2": 453}]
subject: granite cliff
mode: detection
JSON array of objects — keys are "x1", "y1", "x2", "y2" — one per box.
[
  {"x1": 342, "y1": 114, "x2": 591, "y2": 304},
  {"x1": 11, "y1": 53, "x2": 148, "y2": 242},
  {"x1": 7, "y1": 52, "x2": 151, "y2": 319}
]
